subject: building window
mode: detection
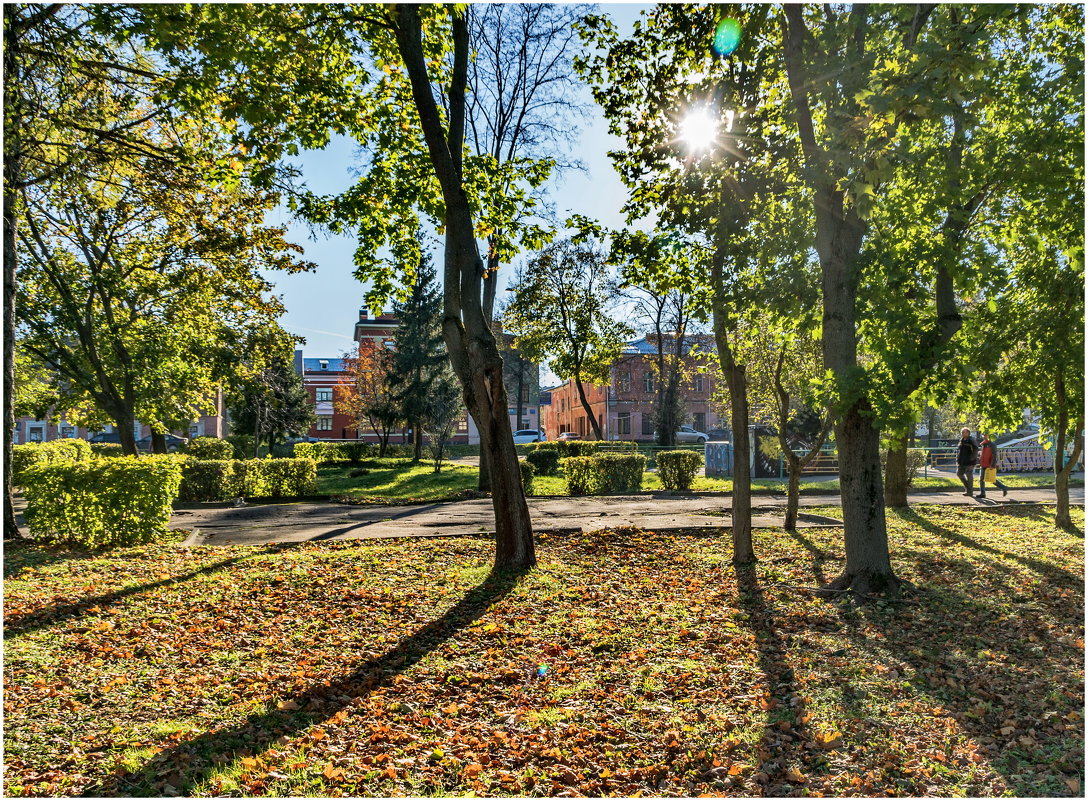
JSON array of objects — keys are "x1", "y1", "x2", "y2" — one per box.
[
  {"x1": 642, "y1": 415, "x2": 655, "y2": 436},
  {"x1": 521, "y1": 385, "x2": 529, "y2": 403},
  {"x1": 693, "y1": 412, "x2": 706, "y2": 432},
  {"x1": 319, "y1": 360, "x2": 328, "y2": 370},
  {"x1": 317, "y1": 416, "x2": 333, "y2": 431},
  {"x1": 28, "y1": 427, "x2": 44, "y2": 443},
  {"x1": 61, "y1": 426, "x2": 75, "y2": 438},
  {"x1": 694, "y1": 374, "x2": 704, "y2": 392},
  {"x1": 189, "y1": 424, "x2": 200, "y2": 438},
  {"x1": 643, "y1": 373, "x2": 655, "y2": 393},
  {"x1": 618, "y1": 371, "x2": 631, "y2": 392},
  {"x1": 316, "y1": 388, "x2": 333, "y2": 402},
  {"x1": 617, "y1": 412, "x2": 631, "y2": 436}
]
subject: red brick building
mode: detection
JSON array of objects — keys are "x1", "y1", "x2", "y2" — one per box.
[{"x1": 542, "y1": 336, "x2": 724, "y2": 441}]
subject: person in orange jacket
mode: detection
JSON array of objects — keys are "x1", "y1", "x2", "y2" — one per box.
[{"x1": 978, "y1": 432, "x2": 1008, "y2": 498}]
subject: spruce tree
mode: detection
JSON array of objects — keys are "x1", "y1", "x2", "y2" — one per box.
[{"x1": 390, "y1": 254, "x2": 455, "y2": 462}]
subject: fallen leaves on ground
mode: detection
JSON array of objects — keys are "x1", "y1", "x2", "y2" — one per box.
[{"x1": 3, "y1": 504, "x2": 1083, "y2": 797}]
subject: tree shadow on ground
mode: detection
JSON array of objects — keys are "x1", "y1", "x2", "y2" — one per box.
[
  {"x1": 5, "y1": 547, "x2": 279, "y2": 639},
  {"x1": 824, "y1": 535, "x2": 1084, "y2": 796},
  {"x1": 734, "y1": 564, "x2": 826, "y2": 796},
  {"x1": 781, "y1": 528, "x2": 832, "y2": 586},
  {"x1": 87, "y1": 568, "x2": 523, "y2": 797},
  {"x1": 3, "y1": 540, "x2": 105, "y2": 580},
  {"x1": 896, "y1": 509, "x2": 1082, "y2": 591}
]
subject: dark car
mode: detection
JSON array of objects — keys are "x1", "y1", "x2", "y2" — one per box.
[
  {"x1": 135, "y1": 433, "x2": 188, "y2": 452},
  {"x1": 88, "y1": 431, "x2": 122, "y2": 444},
  {"x1": 707, "y1": 428, "x2": 731, "y2": 442}
]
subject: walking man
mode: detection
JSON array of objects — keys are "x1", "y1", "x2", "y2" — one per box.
[
  {"x1": 978, "y1": 432, "x2": 1009, "y2": 498},
  {"x1": 956, "y1": 427, "x2": 979, "y2": 497}
]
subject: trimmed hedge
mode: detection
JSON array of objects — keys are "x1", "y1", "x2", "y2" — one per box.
[
  {"x1": 519, "y1": 460, "x2": 536, "y2": 496},
  {"x1": 90, "y1": 443, "x2": 125, "y2": 458},
  {"x1": 11, "y1": 439, "x2": 92, "y2": 485},
  {"x1": 294, "y1": 441, "x2": 412, "y2": 463},
  {"x1": 528, "y1": 440, "x2": 601, "y2": 459},
  {"x1": 564, "y1": 453, "x2": 646, "y2": 495},
  {"x1": 657, "y1": 450, "x2": 704, "y2": 491},
  {"x1": 525, "y1": 448, "x2": 560, "y2": 476},
  {"x1": 177, "y1": 459, "x2": 235, "y2": 503},
  {"x1": 22, "y1": 456, "x2": 183, "y2": 547},
  {"x1": 177, "y1": 457, "x2": 318, "y2": 502},
  {"x1": 185, "y1": 436, "x2": 234, "y2": 460}
]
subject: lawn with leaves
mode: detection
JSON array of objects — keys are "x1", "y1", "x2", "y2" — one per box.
[{"x1": 4, "y1": 505, "x2": 1083, "y2": 797}]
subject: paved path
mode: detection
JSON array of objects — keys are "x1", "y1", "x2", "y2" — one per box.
[{"x1": 169, "y1": 486, "x2": 1083, "y2": 546}]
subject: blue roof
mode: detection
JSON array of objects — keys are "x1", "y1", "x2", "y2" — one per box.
[
  {"x1": 303, "y1": 358, "x2": 348, "y2": 372},
  {"x1": 621, "y1": 336, "x2": 711, "y2": 356}
]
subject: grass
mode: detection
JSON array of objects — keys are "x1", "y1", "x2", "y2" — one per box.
[
  {"x1": 4, "y1": 505, "x2": 1083, "y2": 797},
  {"x1": 315, "y1": 458, "x2": 479, "y2": 502}
]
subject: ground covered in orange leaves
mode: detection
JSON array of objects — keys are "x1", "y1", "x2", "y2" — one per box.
[{"x1": 4, "y1": 504, "x2": 1083, "y2": 797}]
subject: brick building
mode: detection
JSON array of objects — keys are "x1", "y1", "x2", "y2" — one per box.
[
  {"x1": 298, "y1": 309, "x2": 540, "y2": 444},
  {"x1": 541, "y1": 335, "x2": 724, "y2": 441}
]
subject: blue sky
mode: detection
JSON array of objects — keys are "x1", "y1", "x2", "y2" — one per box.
[{"x1": 265, "y1": 4, "x2": 648, "y2": 366}]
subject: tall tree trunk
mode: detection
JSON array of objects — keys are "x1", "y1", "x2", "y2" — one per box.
[
  {"x1": 117, "y1": 412, "x2": 138, "y2": 457},
  {"x1": 726, "y1": 357, "x2": 753, "y2": 564},
  {"x1": 151, "y1": 430, "x2": 167, "y2": 454},
  {"x1": 394, "y1": 5, "x2": 534, "y2": 572},
  {"x1": 413, "y1": 420, "x2": 423, "y2": 463},
  {"x1": 784, "y1": 464, "x2": 801, "y2": 532},
  {"x1": 4, "y1": 9, "x2": 22, "y2": 538},
  {"x1": 884, "y1": 432, "x2": 910, "y2": 508},
  {"x1": 573, "y1": 374, "x2": 602, "y2": 440},
  {"x1": 1053, "y1": 376, "x2": 1083, "y2": 530}
]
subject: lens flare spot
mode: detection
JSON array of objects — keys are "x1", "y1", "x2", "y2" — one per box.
[
  {"x1": 713, "y1": 18, "x2": 742, "y2": 57},
  {"x1": 681, "y1": 107, "x2": 718, "y2": 152}
]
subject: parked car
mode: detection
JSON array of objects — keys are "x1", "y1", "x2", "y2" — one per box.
[
  {"x1": 675, "y1": 425, "x2": 709, "y2": 444},
  {"x1": 512, "y1": 429, "x2": 545, "y2": 444},
  {"x1": 556, "y1": 432, "x2": 582, "y2": 442},
  {"x1": 706, "y1": 428, "x2": 730, "y2": 442},
  {"x1": 88, "y1": 432, "x2": 122, "y2": 444},
  {"x1": 135, "y1": 433, "x2": 188, "y2": 452}
]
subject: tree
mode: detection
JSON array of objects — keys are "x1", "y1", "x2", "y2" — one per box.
[
  {"x1": 503, "y1": 238, "x2": 631, "y2": 441},
  {"x1": 120, "y1": 3, "x2": 546, "y2": 571},
  {"x1": 423, "y1": 364, "x2": 462, "y2": 474},
  {"x1": 337, "y1": 339, "x2": 401, "y2": 457},
  {"x1": 17, "y1": 105, "x2": 307, "y2": 455},
  {"x1": 389, "y1": 254, "x2": 453, "y2": 463},
  {"x1": 228, "y1": 350, "x2": 315, "y2": 458},
  {"x1": 3, "y1": 4, "x2": 181, "y2": 533},
  {"x1": 578, "y1": 5, "x2": 811, "y2": 564},
  {"x1": 610, "y1": 232, "x2": 702, "y2": 447}
]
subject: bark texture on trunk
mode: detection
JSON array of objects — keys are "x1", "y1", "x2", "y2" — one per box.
[
  {"x1": 884, "y1": 433, "x2": 910, "y2": 508},
  {"x1": 824, "y1": 399, "x2": 898, "y2": 596},
  {"x1": 151, "y1": 430, "x2": 167, "y2": 454},
  {"x1": 395, "y1": 5, "x2": 534, "y2": 571},
  {"x1": 784, "y1": 469, "x2": 802, "y2": 532},
  {"x1": 117, "y1": 413, "x2": 138, "y2": 457},
  {"x1": 1053, "y1": 376, "x2": 1083, "y2": 531},
  {"x1": 4, "y1": 9, "x2": 22, "y2": 538}
]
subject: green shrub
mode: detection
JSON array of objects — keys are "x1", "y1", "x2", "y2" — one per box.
[
  {"x1": 185, "y1": 436, "x2": 234, "y2": 460},
  {"x1": 657, "y1": 450, "x2": 704, "y2": 491},
  {"x1": 564, "y1": 453, "x2": 645, "y2": 495},
  {"x1": 342, "y1": 442, "x2": 373, "y2": 463},
  {"x1": 525, "y1": 448, "x2": 560, "y2": 476},
  {"x1": 596, "y1": 453, "x2": 645, "y2": 494},
  {"x1": 11, "y1": 439, "x2": 92, "y2": 485},
  {"x1": 232, "y1": 459, "x2": 270, "y2": 497},
  {"x1": 551, "y1": 440, "x2": 601, "y2": 459},
  {"x1": 519, "y1": 460, "x2": 535, "y2": 496},
  {"x1": 22, "y1": 456, "x2": 182, "y2": 547},
  {"x1": 528, "y1": 441, "x2": 558, "y2": 453},
  {"x1": 177, "y1": 459, "x2": 235, "y2": 503},
  {"x1": 564, "y1": 456, "x2": 597, "y2": 496},
  {"x1": 261, "y1": 458, "x2": 318, "y2": 498},
  {"x1": 880, "y1": 448, "x2": 929, "y2": 487},
  {"x1": 90, "y1": 443, "x2": 124, "y2": 458}
]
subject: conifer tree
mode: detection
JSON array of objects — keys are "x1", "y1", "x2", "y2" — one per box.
[{"x1": 390, "y1": 254, "x2": 455, "y2": 463}]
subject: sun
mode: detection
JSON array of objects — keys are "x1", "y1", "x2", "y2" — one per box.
[{"x1": 680, "y1": 107, "x2": 718, "y2": 152}]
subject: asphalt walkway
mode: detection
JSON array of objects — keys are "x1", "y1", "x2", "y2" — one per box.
[{"x1": 169, "y1": 486, "x2": 1084, "y2": 546}]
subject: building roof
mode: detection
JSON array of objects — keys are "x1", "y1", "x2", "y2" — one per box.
[
  {"x1": 621, "y1": 335, "x2": 714, "y2": 356},
  {"x1": 303, "y1": 358, "x2": 349, "y2": 372}
]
